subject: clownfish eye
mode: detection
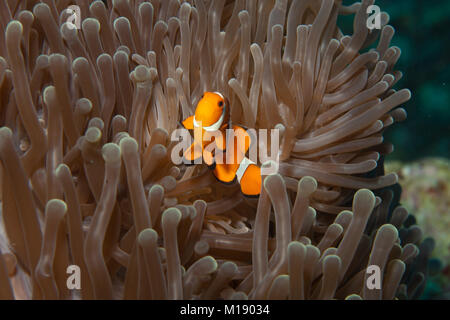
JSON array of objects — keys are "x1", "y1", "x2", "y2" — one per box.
[{"x1": 218, "y1": 101, "x2": 223, "y2": 107}]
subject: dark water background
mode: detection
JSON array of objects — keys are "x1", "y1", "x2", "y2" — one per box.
[
  {"x1": 341, "y1": 0, "x2": 450, "y2": 161},
  {"x1": 340, "y1": 0, "x2": 450, "y2": 299}
]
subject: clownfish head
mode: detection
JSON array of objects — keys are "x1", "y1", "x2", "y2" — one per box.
[{"x1": 193, "y1": 92, "x2": 227, "y2": 131}]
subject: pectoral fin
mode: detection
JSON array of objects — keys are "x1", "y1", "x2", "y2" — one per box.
[
  {"x1": 182, "y1": 115, "x2": 194, "y2": 129},
  {"x1": 239, "y1": 164, "x2": 262, "y2": 197},
  {"x1": 213, "y1": 157, "x2": 239, "y2": 184}
]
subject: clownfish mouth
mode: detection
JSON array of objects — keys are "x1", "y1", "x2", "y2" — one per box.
[{"x1": 193, "y1": 95, "x2": 226, "y2": 131}]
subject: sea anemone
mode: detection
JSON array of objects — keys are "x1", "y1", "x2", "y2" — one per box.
[{"x1": 0, "y1": 0, "x2": 432, "y2": 300}]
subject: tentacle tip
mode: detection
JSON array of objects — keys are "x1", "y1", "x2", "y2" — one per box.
[
  {"x1": 298, "y1": 176, "x2": 318, "y2": 195},
  {"x1": 46, "y1": 199, "x2": 68, "y2": 215},
  {"x1": 288, "y1": 241, "x2": 307, "y2": 254},
  {"x1": 161, "y1": 207, "x2": 182, "y2": 226},
  {"x1": 119, "y1": 137, "x2": 139, "y2": 154},
  {"x1": 43, "y1": 85, "x2": 56, "y2": 104},
  {"x1": 382, "y1": 222, "x2": 400, "y2": 235},
  {"x1": 134, "y1": 65, "x2": 151, "y2": 82},
  {"x1": 32, "y1": 2, "x2": 50, "y2": 16},
  {"x1": 6, "y1": 20, "x2": 23, "y2": 36},
  {"x1": 85, "y1": 126, "x2": 102, "y2": 143},
  {"x1": 82, "y1": 18, "x2": 101, "y2": 32},
  {"x1": 0, "y1": 126, "x2": 13, "y2": 139},
  {"x1": 102, "y1": 143, "x2": 121, "y2": 163},
  {"x1": 345, "y1": 294, "x2": 362, "y2": 300},
  {"x1": 113, "y1": 16, "x2": 131, "y2": 29},
  {"x1": 72, "y1": 56, "x2": 88, "y2": 69},
  {"x1": 150, "y1": 183, "x2": 165, "y2": 196},
  {"x1": 76, "y1": 98, "x2": 93, "y2": 113},
  {"x1": 55, "y1": 163, "x2": 70, "y2": 177},
  {"x1": 138, "y1": 228, "x2": 158, "y2": 246}
]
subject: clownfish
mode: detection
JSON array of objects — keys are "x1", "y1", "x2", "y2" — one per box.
[{"x1": 181, "y1": 92, "x2": 262, "y2": 197}]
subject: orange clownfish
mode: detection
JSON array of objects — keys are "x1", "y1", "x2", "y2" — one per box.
[{"x1": 181, "y1": 92, "x2": 262, "y2": 197}]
